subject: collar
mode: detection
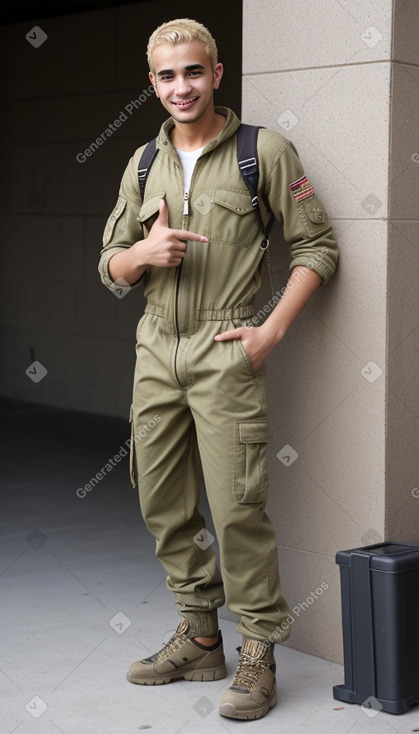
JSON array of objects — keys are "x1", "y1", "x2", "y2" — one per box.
[{"x1": 156, "y1": 106, "x2": 242, "y2": 158}]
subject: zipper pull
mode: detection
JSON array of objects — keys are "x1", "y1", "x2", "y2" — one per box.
[{"x1": 183, "y1": 191, "x2": 189, "y2": 217}]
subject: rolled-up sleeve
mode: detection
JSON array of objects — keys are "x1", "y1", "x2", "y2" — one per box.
[
  {"x1": 264, "y1": 135, "x2": 338, "y2": 284},
  {"x1": 98, "y1": 147, "x2": 145, "y2": 291}
]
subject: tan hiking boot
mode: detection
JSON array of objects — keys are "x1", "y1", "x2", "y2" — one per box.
[
  {"x1": 127, "y1": 618, "x2": 226, "y2": 685},
  {"x1": 218, "y1": 638, "x2": 276, "y2": 720}
]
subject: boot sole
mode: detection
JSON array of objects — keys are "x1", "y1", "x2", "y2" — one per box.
[
  {"x1": 218, "y1": 692, "x2": 277, "y2": 720},
  {"x1": 127, "y1": 662, "x2": 227, "y2": 686}
]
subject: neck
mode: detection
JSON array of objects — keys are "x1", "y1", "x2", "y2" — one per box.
[{"x1": 170, "y1": 108, "x2": 226, "y2": 151}]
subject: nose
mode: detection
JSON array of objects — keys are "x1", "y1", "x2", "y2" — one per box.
[{"x1": 174, "y1": 74, "x2": 192, "y2": 95}]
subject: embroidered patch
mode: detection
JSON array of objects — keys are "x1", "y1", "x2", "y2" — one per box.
[
  {"x1": 289, "y1": 175, "x2": 315, "y2": 202},
  {"x1": 306, "y1": 205, "x2": 326, "y2": 224}
]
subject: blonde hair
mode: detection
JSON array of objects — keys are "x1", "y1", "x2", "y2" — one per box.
[{"x1": 147, "y1": 18, "x2": 218, "y2": 73}]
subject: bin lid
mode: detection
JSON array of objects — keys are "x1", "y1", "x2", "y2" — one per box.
[{"x1": 336, "y1": 541, "x2": 419, "y2": 571}]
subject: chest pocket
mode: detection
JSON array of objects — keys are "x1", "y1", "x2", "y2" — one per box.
[
  {"x1": 137, "y1": 192, "x2": 165, "y2": 236},
  {"x1": 208, "y1": 187, "x2": 261, "y2": 247}
]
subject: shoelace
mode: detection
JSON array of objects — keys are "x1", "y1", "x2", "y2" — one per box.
[
  {"x1": 232, "y1": 653, "x2": 270, "y2": 689},
  {"x1": 157, "y1": 632, "x2": 189, "y2": 661}
]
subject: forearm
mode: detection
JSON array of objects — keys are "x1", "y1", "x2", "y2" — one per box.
[
  {"x1": 108, "y1": 242, "x2": 147, "y2": 285},
  {"x1": 214, "y1": 266, "x2": 323, "y2": 372},
  {"x1": 263, "y1": 266, "x2": 322, "y2": 347}
]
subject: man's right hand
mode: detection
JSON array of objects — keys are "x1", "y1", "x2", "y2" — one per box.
[
  {"x1": 139, "y1": 198, "x2": 208, "y2": 268},
  {"x1": 108, "y1": 198, "x2": 208, "y2": 284}
]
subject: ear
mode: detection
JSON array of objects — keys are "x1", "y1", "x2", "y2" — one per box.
[
  {"x1": 213, "y1": 62, "x2": 224, "y2": 91},
  {"x1": 149, "y1": 70, "x2": 160, "y2": 98}
]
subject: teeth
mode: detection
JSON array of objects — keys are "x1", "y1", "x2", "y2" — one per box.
[{"x1": 176, "y1": 99, "x2": 196, "y2": 106}]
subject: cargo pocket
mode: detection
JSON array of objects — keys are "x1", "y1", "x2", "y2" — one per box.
[
  {"x1": 137, "y1": 191, "x2": 165, "y2": 236},
  {"x1": 233, "y1": 419, "x2": 269, "y2": 503},
  {"x1": 129, "y1": 404, "x2": 137, "y2": 489},
  {"x1": 103, "y1": 196, "x2": 127, "y2": 246},
  {"x1": 208, "y1": 187, "x2": 260, "y2": 246}
]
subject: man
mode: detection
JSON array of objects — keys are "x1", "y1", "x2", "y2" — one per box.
[{"x1": 99, "y1": 18, "x2": 338, "y2": 721}]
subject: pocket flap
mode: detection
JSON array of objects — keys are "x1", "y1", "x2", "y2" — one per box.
[
  {"x1": 239, "y1": 420, "x2": 268, "y2": 444},
  {"x1": 213, "y1": 188, "x2": 254, "y2": 215},
  {"x1": 137, "y1": 192, "x2": 166, "y2": 222}
]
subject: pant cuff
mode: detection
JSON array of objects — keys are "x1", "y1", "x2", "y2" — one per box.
[
  {"x1": 236, "y1": 615, "x2": 291, "y2": 644},
  {"x1": 181, "y1": 610, "x2": 219, "y2": 638}
]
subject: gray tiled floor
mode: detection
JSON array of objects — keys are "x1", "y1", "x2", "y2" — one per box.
[{"x1": 1, "y1": 401, "x2": 418, "y2": 733}]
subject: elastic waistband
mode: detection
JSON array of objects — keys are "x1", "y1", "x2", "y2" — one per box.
[
  {"x1": 144, "y1": 303, "x2": 254, "y2": 321},
  {"x1": 196, "y1": 306, "x2": 254, "y2": 321}
]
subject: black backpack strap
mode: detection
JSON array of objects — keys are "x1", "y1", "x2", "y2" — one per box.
[
  {"x1": 137, "y1": 137, "x2": 158, "y2": 200},
  {"x1": 237, "y1": 123, "x2": 275, "y2": 251}
]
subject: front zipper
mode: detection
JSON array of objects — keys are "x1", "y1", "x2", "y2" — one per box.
[
  {"x1": 173, "y1": 164, "x2": 201, "y2": 388},
  {"x1": 173, "y1": 262, "x2": 183, "y2": 387}
]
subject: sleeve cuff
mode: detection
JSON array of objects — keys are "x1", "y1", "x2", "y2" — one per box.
[
  {"x1": 289, "y1": 258, "x2": 334, "y2": 285},
  {"x1": 98, "y1": 251, "x2": 145, "y2": 292}
]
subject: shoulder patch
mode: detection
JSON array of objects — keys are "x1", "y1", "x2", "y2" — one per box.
[
  {"x1": 305, "y1": 205, "x2": 326, "y2": 224},
  {"x1": 289, "y1": 175, "x2": 315, "y2": 202}
]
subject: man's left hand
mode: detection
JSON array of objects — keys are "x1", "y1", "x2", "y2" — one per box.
[{"x1": 214, "y1": 324, "x2": 277, "y2": 373}]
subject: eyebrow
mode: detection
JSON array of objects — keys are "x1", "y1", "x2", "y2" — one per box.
[{"x1": 156, "y1": 64, "x2": 205, "y2": 77}]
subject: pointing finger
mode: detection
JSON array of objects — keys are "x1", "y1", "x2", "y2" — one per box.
[{"x1": 174, "y1": 228, "x2": 208, "y2": 243}]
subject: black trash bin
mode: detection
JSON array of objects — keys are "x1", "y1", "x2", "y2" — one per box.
[{"x1": 333, "y1": 541, "x2": 419, "y2": 714}]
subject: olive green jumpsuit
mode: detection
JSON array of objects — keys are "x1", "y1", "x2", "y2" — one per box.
[{"x1": 99, "y1": 107, "x2": 338, "y2": 641}]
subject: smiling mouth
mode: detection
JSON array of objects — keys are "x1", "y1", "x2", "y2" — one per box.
[{"x1": 172, "y1": 97, "x2": 199, "y2": 110}]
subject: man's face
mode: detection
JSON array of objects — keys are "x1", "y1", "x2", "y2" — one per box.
[{"x1": 149, "y1": 40, "x2": 223, "y2": 124}]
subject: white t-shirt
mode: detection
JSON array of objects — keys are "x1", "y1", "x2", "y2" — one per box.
[{"x1": 176, "y1": 147, "x2": 204, "y2": 194}]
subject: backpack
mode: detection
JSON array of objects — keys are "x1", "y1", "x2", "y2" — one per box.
[{"x1": 137, "y1": 124, "x2": 274, "y2": 251}]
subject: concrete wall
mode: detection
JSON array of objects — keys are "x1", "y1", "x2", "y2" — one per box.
[
  {"x1": 242, "y1": 0, "x2": 419, "y2": 663},
  {"x1": 0, "y1": 0, "x2": 241, "y2": 417}
]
